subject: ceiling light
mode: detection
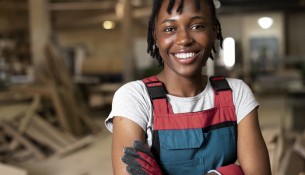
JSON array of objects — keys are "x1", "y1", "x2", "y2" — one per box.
[
  {"x1": 257, "y1": 17, "x2": 273, "y2": 29},
  {"x1": 103, "y1": 21, "x2": 115, "y2": 30}
]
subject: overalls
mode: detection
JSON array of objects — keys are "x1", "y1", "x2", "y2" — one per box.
[{"x1": 143, "y1": 76, "x2": 238, "y2": 175}]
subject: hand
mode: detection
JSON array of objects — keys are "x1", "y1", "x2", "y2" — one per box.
[{"x1": 122, "y1": 140, "x2": 163, "y2": 175}]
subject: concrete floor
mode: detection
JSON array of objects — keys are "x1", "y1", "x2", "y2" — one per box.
[{"x1": 14, "y1": 94, "x2": 295, "y2": 175}]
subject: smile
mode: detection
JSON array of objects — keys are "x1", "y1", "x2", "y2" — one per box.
[{"x1": 174, "y1": 52, "x2": 196, "y2": 59}]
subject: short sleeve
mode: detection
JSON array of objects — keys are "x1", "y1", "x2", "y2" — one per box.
[
  {"x1": 105, "y1": 81, "x2": 151, "y2": 133},
  {"x1": 228, "y1": 79, "x2": 259, "y2": 123}
]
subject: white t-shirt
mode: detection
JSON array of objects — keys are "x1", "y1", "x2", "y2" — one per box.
[{"x1": 105, "y1": 77, "x2": 259, "y2": 146}]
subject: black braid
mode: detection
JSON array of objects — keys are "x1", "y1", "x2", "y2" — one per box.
[
  {"x1": 167, "y1": 0, "x2": 176, "y2": 14},
  {"x1": 147, "y1": 0, "x2": 223, "y2": 67},
  {"x1": 177, "y1": 0, "x2": 184, "y2": 13},
  {"x1": 195, "y1": 0, "x2": 201, "y2": 11}
]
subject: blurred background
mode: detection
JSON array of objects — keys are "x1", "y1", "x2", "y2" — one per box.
[{"x1": 0, "y1": 0, "x2": 305, "y2": 175}]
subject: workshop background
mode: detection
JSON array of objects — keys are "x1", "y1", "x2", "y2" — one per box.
[{"x1": 0, "y1": 0, "x2": 305, "y2": 175}]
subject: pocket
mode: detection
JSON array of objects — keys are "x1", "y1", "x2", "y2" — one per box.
[
  {"x1": 202, "y1": 125, "x2": 237, "y2": 168},
  {"x1": 159, "y1": 128, "x2": 203, "y2": 149},
  {"x1": 158, "y1": 129, "x2": 204, "y2": 173}
]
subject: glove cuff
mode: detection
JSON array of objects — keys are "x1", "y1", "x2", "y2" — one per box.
[
  {"x1": 216, "y1": 164, "x2": 244, "y2": 175},
  {"x1": 208, "y1": 169, "x2": 222, "y2": 175}
]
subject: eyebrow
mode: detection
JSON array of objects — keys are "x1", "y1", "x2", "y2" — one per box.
[
  {"x1": 191, "y1": 16, "x2": 206, "y2": 20},
  {"x1": 160, "y1": 16, "x2": 206, "y2": 24}
]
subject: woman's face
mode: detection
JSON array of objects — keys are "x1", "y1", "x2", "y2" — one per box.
[{"x1": 155, "y1": 0, "x2": 216, "y2": 78}]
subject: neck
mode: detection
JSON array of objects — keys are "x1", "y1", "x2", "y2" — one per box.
[{"x1": 157, "y1": 73, "x2": 207, "y2": 97}]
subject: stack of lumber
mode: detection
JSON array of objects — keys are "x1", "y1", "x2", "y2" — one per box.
[
  {"x1": 0, "y1": 94, "x2": 94, "y2": 163},
  {"x1": 39, "y1": 43, "x2": 100, "y2": 136},
  {"x1": 0, "y1": 43, "x2": 100, "y2": 163}
]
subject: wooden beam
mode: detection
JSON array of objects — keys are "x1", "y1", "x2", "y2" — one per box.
[
  {"x1": 122, "y1": 0, "x2": 136, "y2": 82},
  {"x1": 18, "y1": 95, "x2": 41, "y2": 133},
  {"x1": 29, "y1": 0, "x2": 51, "y2": 74}
]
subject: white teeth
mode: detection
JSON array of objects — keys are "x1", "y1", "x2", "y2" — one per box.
[{"x1": 175, "y1": 52, "x2": 195, "y2": 59}]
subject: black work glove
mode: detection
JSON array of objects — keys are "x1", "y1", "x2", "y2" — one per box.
[{"x1": 122, "y1": 140, "x2": 163, "y2": 175}]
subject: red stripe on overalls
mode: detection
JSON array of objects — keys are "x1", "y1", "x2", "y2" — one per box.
[{"x1": 143, "y1": 76, "x2": 236, "y2": 130}]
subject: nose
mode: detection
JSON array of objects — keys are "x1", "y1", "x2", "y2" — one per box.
[{"x1": 175, "y1": 28, "x2": 193, "y2": 46}]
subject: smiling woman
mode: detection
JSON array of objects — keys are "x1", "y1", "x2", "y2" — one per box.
[
  {"x1": 152, "y1": 0, "x2": 217, "y2": 80},
  {"x1": 105, "y1": 0, "x2": 272, "y2": 175},
  {"x1": 147, "y1": 0, "x2": 223, "y2": 68}
]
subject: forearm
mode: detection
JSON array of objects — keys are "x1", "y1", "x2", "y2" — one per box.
[
  {"x1": 237, "y1": 109, "x2": 272, "y2": 175},
  {"x1": 112, "y1": 117, "x2": 146, "y2": 175}
]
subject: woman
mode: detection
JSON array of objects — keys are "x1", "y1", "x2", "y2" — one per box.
[{"x1": 105, "y1": 0, "x2": 271, "y2": 174}]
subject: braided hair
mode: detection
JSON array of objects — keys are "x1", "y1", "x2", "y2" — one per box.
[{"x1": 147, "y1": 0, "x2": 223, "y2": 67}]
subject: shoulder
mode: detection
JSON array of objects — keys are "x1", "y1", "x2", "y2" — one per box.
[
  {"x1": 226, "y1": 78, "x2": 246, "y2": 87},
  {"x1": 114, "y1": 80, "x2": 148, "y2": 98},
  {"x1": 225, "y1": 78, "x2": 259, "y2": 123},
  {"x1": 106, "y1": 80, "x2": 152, "y2": 132},
  {"x1": 111, "y1": 80, "x2": 152, "y2": 113},
  {"x1": 225, "y1": 78, "x2": 253, "y2": 94},
  {"x1": 225, "y1": 77, "x2": 255, "y2": 98}
]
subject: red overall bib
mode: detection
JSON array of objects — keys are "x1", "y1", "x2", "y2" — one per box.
[{"x1": 143, "y1": 76, "x2": 238, "y2": 175}]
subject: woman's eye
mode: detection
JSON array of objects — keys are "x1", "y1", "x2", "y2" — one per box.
[
  {"x1": 164, "y1": 27, "x2": 176, "y2": 32},
  {"x1": 190, "y1": 24, "x2": 205, "y2": 30}
]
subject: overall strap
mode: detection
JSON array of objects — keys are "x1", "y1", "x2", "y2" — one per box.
[
  {"x1": 142, "y1": 76, "x2": 171, "y2": 115},
  {"x1": 209, "y1": 76, "x2": 234, "y2": 107}
]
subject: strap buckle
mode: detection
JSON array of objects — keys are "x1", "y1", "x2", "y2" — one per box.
[
  {"x1": 145, "y1": 81, "x2": 167, "y2": 100},
  {"x1": 209, "y1": 76, "x2": 231, "y2": 94}
]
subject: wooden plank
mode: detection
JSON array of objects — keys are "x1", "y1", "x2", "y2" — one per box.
[
  {"x1": 12, "y1": 149, "x2": 35, "y2": 162},
  {"x1": 57, "y1": 87, "x2": 83, "y2": 135},
  {"x1": 0, "y1": 104, "x2": 28, "y2": 122},
  {"x1": 18, "y1": 94, "x2": 41, "y2": 132},
  {"x1": 7, "y1": 95, "x2": 41, "y2": 151},
  {"x1": 48, "y1": 87, "x2": 72, "y2": 133},
  {"x1": 45, "y1": 44, "x2": 74, "y2": 89},
  {"x1": 57, "y1": 135, "x2": 94, "y2": 157},
  {"x1": 8, "y1": 138, "x2": 20, "y2": 151},
  {"x1": 0, "y1": 122, "x2": 45, "y2": 160},
  {"x1": 30, "y1": 114, "x2": 73, "y2": 146},
  {"x1": 25, "y1": 126, "x2": 64, "y2": 152}
]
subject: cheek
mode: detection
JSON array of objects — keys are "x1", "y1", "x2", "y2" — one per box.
[
  {"x1": 157, "y1": 36, "x2": 175, "y2": 52},
  {"x1": 196, "y1": 34, "x2": 213, "y2": 47}
]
